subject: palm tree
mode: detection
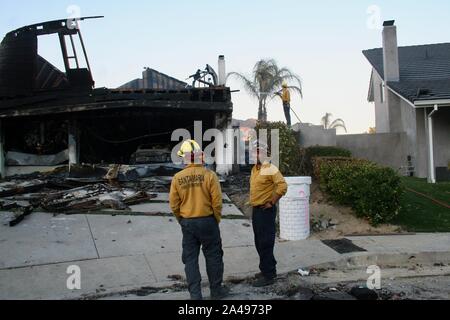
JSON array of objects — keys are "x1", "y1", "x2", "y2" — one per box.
[
  {"x1": 321, "y1": 113, "x2": 347, "y2": 133},
  {"x1": 227, "y1": 59, "x2": 302, "y2": 122}
]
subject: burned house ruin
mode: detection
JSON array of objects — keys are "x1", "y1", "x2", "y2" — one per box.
[{"x1": 0, "y1": 17, "x2": 233, "y2": 178}]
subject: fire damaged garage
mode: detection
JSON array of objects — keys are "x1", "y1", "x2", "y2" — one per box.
[{"x1": 0, "y1": 17, "x2": 233, "y2": 178}]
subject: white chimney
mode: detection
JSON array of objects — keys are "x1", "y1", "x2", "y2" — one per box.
[
  {"x1": 218, "y1": 55, "x2": 226, "y2": 86},
  {"x1": 382, "y1": 20, "x2": 400, "y2": 82}
]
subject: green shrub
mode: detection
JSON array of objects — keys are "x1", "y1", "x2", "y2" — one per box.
[
  {"x1": 306, "y1": 146, "x2": 352, "y2": 158},
  {"x1": 303, "y1": 146, "x2": 352, "y2": 177},
  {"x1": 255, "y1": 121, "x2": 303, "y2": 176},
  {"x1": 318, "y1": 158, "x2": 404, "y2": 225},
  {"x1": 312, "y1": 157, "x2": 369, "y2": 180}
]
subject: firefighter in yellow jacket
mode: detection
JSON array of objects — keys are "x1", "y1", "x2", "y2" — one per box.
[
  {"x1": 169, "y1": 140, "x2": 229, "y2": 300},
  {"x1": 250, "y1": 141, "x2": 288, "y2": 287},
  {"x1": 276, "y1": 82, "x2": 292, "y2": 127}
]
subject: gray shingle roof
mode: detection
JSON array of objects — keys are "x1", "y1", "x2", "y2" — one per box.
[{"x1": 363, "y1": 43, "x2": 450, "y2": 102}]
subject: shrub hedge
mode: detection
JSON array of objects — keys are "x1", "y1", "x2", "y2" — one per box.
[
  {"x1": 306, "y1": 146, "x2": 352, "y2": 158},
  {"x1": 303, "y1": 146, "x2": 352, "y2": 176},
  {"x1": 316, "y1": 157, "x2": 404, "y2": 225},
  {"x1": 312, "y1": 157, "x2": 368, "y2": 179}
]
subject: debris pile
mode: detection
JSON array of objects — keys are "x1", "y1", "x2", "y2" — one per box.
[
  {"x1": 311, "y1": 216, "x2": 338, "y2": 232},
  {"x1": 0, "y1": 163, "x2": 184, "y2": 226},
  {"x1": 223, "y1": 173, "x2": 250, "y2": 193},
  {"x1": 40, "y1": 184, "x2": 155, "y2": 213}
]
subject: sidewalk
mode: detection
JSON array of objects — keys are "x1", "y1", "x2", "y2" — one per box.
[{"x1": 1, "y1": 212, "x2": 449, "y2": 300}]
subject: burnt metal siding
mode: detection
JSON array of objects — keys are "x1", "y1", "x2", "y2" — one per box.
[
  {"x1": 0, "y1": 31, "x2": 37, "y2": 98},
  {"x1": 119, "y1": 68, "x2": 187, "y2": 90},
  {"x1": 118, "y1": 78, "x2": 142, "y2": 90},
  {"x1": 35, "y1": 55, "x2": 69, "y2": 91}
]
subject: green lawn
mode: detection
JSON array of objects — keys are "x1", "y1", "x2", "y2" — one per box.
[{"x1": 392, "y1": 177, "x2": 450, "y2": 232}]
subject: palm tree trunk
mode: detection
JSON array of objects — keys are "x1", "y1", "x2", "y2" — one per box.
[
  {"x1": 261, "y1": 99, "x2": 268, "y2": 122},
  {"x1": 258, "y1": 100, "x2": 264, "y2": 121}
]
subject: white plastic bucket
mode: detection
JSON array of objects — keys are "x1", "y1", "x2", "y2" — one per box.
[{"x1": 279, "y1": 177, "x2": 312, "y2": 241}]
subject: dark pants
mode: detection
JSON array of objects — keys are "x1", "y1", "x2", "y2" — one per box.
[
  {"x1": 283, "y1": 102, "x2": 292, "y2": 127},
  {"x1": 180, "y1": 216, "x2": 224, "y2": 300},
  {"x1": 252, "y1": 206, "x2": 277, "y2": 279}
]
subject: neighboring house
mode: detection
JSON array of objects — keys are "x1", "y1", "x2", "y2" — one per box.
[
  {"x1": 362, "y1": 20, "x2": 450, "y2": 183},
  {"x1": 293, "y1": 20, "x2": 449, "y2": 182}
]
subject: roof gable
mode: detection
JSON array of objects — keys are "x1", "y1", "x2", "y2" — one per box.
[{"x1": 363, "y1": 43, "x2": 450, "y2": 103}]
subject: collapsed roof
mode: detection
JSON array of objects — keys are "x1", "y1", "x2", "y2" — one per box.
[
  {"x1": 0, "y1": 18, "x2": 233, "y2": 167},
  {"x1": 0, "y1": 18, "x2": 232, "y2": 118},
  {"x1": 0, "y1": 17, "x2": 100, "y2": 99}
]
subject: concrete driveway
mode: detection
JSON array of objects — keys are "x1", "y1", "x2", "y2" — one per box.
[{"x1": 2, "y1": 211, "x2": 449, "y2": 300}]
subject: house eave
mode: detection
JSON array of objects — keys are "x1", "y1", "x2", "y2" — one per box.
[
  {"x1": 385, "y1": 85, "x2": 416, "y2": 108},
  {"x1": 414, "y1": 99, "x2": 450, "y2": 107}
]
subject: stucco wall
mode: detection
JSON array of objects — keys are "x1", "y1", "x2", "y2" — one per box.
[
  {"x1": 372, "y1": 71, "x2": 390, "y2": 133},
  {"x1": 336, "y1": 132, "x2": 409, "y2": 173},
  {"x1": 293, "y1": 123, "x2": 336, "y2": 148},
  {"x1": 398, "y1": 98, "x2": 420, "y2": 176},
  {"x1": 387, "y1": 89, "x2": 403, "y2": 133}
]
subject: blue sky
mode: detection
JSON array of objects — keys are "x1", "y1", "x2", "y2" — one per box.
[{"x1": 1, "y1": 0, "x2": 449, "y2": 133}]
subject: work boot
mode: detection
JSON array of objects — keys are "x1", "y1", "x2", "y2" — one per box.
[
  {"x1": 252, "y1": 277, "x2": 275, "y2": 288},
  {"x1": 210, "y1": 286, "x2": 230, "y2": 300},
  {"x1": 255, "y1": 272, "x2": 277, "y2": 279}
]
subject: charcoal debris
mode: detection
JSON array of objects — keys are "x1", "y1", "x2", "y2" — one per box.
[
  {"x1": 41, "y1": 184, "x2": 156, "y2": 214},
  {"x1": 0, "y1": 180, "x2": 47, "y2": 198},
  {"x1": 0, "y1": 164, "x2": 173, "y2": 225},
  {"x1": 168, "y1": 275, "x2": 184, "y2": 281},
  {"x1": 349, "y1": 286, "x2": 379, "y2": 300},
  {"x1": 0, "y1": 164, "x2": 243, "y2": 225},
  {"x1": 311, "y1": 291, "x2": 357, "y2": 300},
  {"x1": 311, "y1": 217, "x2": 338, "y2": 232},
  {"x1": 7, "y1": 206, "x2": 34, "y2": 227}
]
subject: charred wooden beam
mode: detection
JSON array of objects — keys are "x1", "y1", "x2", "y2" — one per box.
[
  {"x1": 8, "y1": 206, "x2": 34, "y2": 227},
  {"x1": 0, "y1": 100, "x2": 232, "y2": 119}
]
